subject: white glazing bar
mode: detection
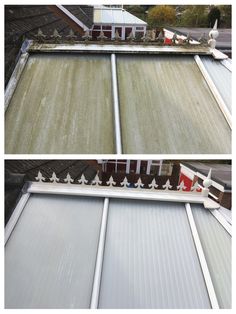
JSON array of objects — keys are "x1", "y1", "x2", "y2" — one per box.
[
  {"x1": 185, "y1": 203, "x2": 219, "y2": 309},
  {"x1": 111, "y1": 53, "x2": 122, "y2": 154},
  {"x1": 136, "y1": 160, "x2": 141, "y2": 174},
  {"x1": 126, "y1": 160, "x2": 130, "y2": 174},
  {"x1": 5, "y1": 193, "x2": 30, "y2": 245},
  {"x1": 209, "y1": 208, "x2": 232, "y2": 236},
  {"x1": 90, "y1": 197, "x2": 109, "y2": 308},
  {"x1": 5, "y1": 52, "x2": 29, "y2": 112},
  {"x1": 146, "y1": 160, "x2": 152, "y2": 175},
  {"x1": 194, "y1": 55, "x2": 232, "y2": 128}
]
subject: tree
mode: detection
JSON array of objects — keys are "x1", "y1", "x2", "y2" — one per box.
[
  {"x1": 147, "y1": 5, "x2": 176, "y2": 28},
  {"x1": 179, "y1": 6, "x2": 208, "y2": 27},
  {"x1": 208, "y1": 6, "x2": 221, "y2": 27},
  {"x1": 219, "y1": 5, "x2": 231, "y2": 27}
]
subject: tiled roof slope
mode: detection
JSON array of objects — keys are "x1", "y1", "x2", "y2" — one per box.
[{"x1": 5, "y1": 5, "x2": 93, "y2": 86}]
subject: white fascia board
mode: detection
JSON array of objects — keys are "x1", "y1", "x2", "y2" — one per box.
[
  {"x1": 28, "y1": 182, "x2": 220, "y2": 209},
  {"x1": 180, "y1": 163, "x2": 195, "y2": 180},
  {"x1": 196, "y1": 172, "x2": 225, "y2": 192},
  {"x1": 56, "y1": 5, "x2": 89, "y2": 31},
  {"x1": 5, "y1": 193, "x2": 30, "y2": 245}
]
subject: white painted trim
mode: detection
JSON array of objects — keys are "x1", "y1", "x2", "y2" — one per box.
[
  {"x1": 56, "y1": 5, "x2": 89, "y2": 31},
  {"x1": 5, "y1": 193, "x2": 30, "y2": 245},
  {"x1": 126, "y1": 160, "x2": 130, "y2": 174},
  {"x1": 158, "y1": 160, "x2": 163, "y2": 176},
  {"x1": 196, "y1": 172, "x2": 225, "y2": 192},
  {"x1": 209, "y1": 208, "x2": 232, "y2": 236},
  {"x1": 28, "y1": 182, "x2": 220, "y2": 209},
  {"x1": 185, "y1": 203, "x2": 219, "y2": 309},
  {"x1": 180, "y1": 164, "x2": 195, "y2": 180},
  {"x1": 220, "y1": 59, "x2": 232, "y2": 72},
  {"x1": 211, "y1": 48, "x2": 228, "y2": 60},
  {"x1": 90, "y1": 198, "x2": 109, "y2": 308},
  {"x1": 194, "y1": 55, "x2": 232, "y2": 128},
  {"x1": 5, "y1": 52, "x2": 29, "y2": 112},
  {"x1": 146, "y1": 160, "x2": 151, "y2": 175},
  {"x1": 136, "y1": 160, "x2": 141, "y2": 174},
  {"x1": 111, "y1": 54, "x2": 122, "y2": 154}
]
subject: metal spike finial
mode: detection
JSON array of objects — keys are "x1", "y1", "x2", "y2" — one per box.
[
  {"x1": 148, "y1": 178, "x2": 158, "y2": 190},
  {"x1": 172, "y1": 32, "x2": 178, "y2": 44},
  {"x1": 120, "y1": 176, "x2": 129, "y2": 188},
  {"x1": 127, "y1": 31, "x2": 135, "y2": 41},
  {"x1": 82, "y1": 30, "x2": 92, "y2": 41},
  {"x1": 162, "y1": 179, "x2": 172, "y2": 190},
  {"x1": 92, "y1": 173, "x2": 102, "y2": 186},
  {"x1": 198, "y1": 32, "x2": 208, "y2": 45},
  {"x1": 78, "y1": 174, "x2": 88, "y2": 185},
  {"x1": 35, "y1": 28, "x2": 46, "y2": 42},
  {"x1": 64, "y1": 173, "x2": 74, "y2": 184},
  {"x1": 184, "y1": 32, "x2": 192, "y2": 44},
  {"x1": 191, "y1": 181, "x2": 200, "y2": 192},
  {"x1": 134, "y1": 177, "x2": 144, "y2": 189},
  {"x1": 202, "y1": 169, "x2": 212, "y2": 197},
  {"x1": 113, "y1": 30, "x2": 121, "y2": 41},
  {"x1": 66, "y1": 29, "x2": 77, "y2": 41},
  {"x1": 106, "y1": 175, "x2": 116, "y2": 186},
  {"x1": 157, "y1": 31, "x2": 164, "y2": 44},
  {"x1": 97, "y1": 30, "x2": 108, "y2": 41},
  {"x1": 35, "y1": 170, "x2": 45, "y2": 182},
  {"x1": 50, "y1": 172, "x2": 59, "y2": 183},
  {"x1": 177, "y1": 180, "x2": 186, "y2": 191},
  {"x1": 141, "y1": 31, "x2": 151, "y2": 42},
  {"x1": 208, "y1": 19, "x2": 219, "y2": 48}
]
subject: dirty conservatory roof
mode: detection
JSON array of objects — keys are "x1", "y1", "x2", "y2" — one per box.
[
  {"x1": 5, "y1": 171, "x2": 231, "y2": 309},
  {"x1": 5, "y1": 42, "x2": 232, "y2": 154}
]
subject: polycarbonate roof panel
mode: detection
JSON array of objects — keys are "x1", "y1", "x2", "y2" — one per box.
[
  {"x1": 5, "y1": 53, "x2": 114, "y2": 154},
  {"x1": 200, "y1": 56, "x2": 231, "y2": 113},
  {"x1": 5, "y1": 194, "x2": 103, "y2": 309},
  {"x1": 117, "y1": 55, "x2": 231, "y2": 154},
  {"x1": 192, "y1": 204, "x2": 231, "y2": 308},
  {"x1": 99, "y1": 199, "x2": 210, "y2": 309}
]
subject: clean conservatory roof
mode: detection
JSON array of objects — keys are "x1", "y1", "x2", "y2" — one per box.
[
  {"x1": 5, "y1": 43, "x2": 231, "y2": 154},
  {"x1": 5, "y1": 179, "x2": 232, "y2": 309}
]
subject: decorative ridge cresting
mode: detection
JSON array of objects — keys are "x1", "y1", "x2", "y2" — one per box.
[{"x1": 35, "y1": 169, "x2": 213, "y2": 197}]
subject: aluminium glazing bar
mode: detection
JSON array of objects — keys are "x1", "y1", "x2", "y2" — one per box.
[
  {"x1": 111, "y1": 53, "x2": 122, "y2": 154},
  {"x1": 5, "y1": 52, "x2": 29, "y2": 112},
  {"x1": 5, "y1": 192, "x2": 30, "y2": 245},
  {"x1": 208, "y1": 208, "x2": 232, "y2": 236},
  {"x1": 185, "y1": 203, "x2": 219, "y2": 309},
  {"x1": 194, "y1": 55, "x2": 232, "y2": 128},
  {"x1": 90, "y1": 197, "x2": 109, "y2": 308}
]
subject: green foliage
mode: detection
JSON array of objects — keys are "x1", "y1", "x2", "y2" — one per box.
[
  {"x1": 208, "y1": 6, "x2": 221, "y2": 27},
  {"x1": 178, "y1": 6, "x2": 208, "y2": 27},
  {"x1": 219, "y1": 5, "x2": 231, "y2": 27},
  {"x1": 147, "y1": 5, "x2": 176, "y2": 27},
  {"x1": 125, "y1": 5, "x2": 147, "y2": 22}
]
